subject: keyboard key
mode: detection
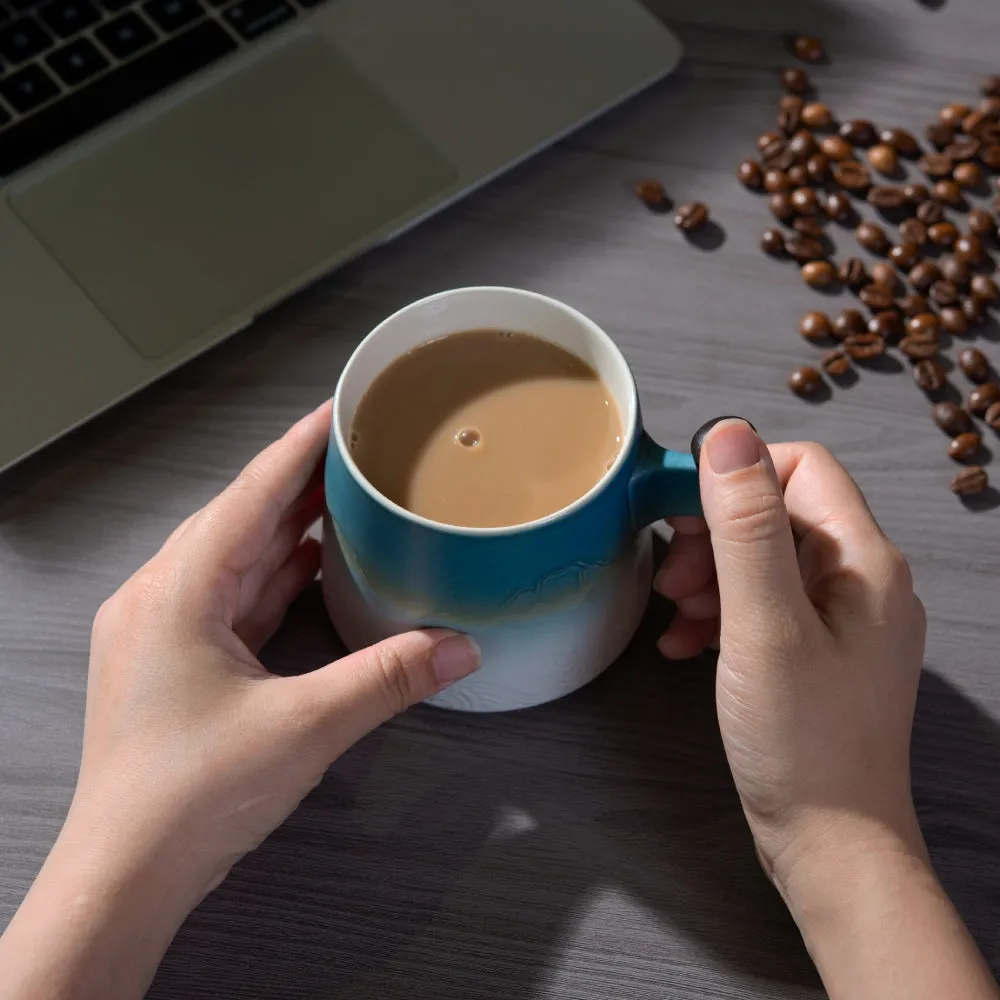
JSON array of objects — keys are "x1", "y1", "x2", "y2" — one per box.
[
  {"x1": 46, "y1": 36, "x2": 107, "y2": 84},
  {"x1": 0, "y1": 21, "x2": 235, "y2": 174},
  {"x1": 0, "y1": 61, "x2": 58, "y2": 111},
  {"x1": 38, "y1": 0, "x2": 99, "y2": 37},
  {"x1": 0, "y1": 16, "x2": 52, "y2": 63},
  {"x1": 223, "y1": 0, "x2": 292, "y2": 40},
  {"x1": 95, "y1": 10, "x2": 153, "y2": 58},
  {"x1": 143, "y1": 0, "x2": 200, "y2": 32}
]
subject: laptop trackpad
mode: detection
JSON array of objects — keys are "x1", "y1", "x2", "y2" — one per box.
[{"x1": 10, "y1": 33, "x2": 456, "y2": 359}]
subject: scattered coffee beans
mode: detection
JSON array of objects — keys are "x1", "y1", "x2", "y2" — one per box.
[
  {"x1": 930, "y1": 280, "x2": 960, "y2": 306},
  {"x1": 963, "y1": 295, "x2": 989, "y2": 325},
  {"x1": 822, "y1": 136, "x2": 854, "y2": 161},
  {"x1": 791, "y1": 187, "x2": 820, "y2": 214},
  {"x1": 901, "y1": 337, "x2": 941, "y2": 360},
  {"x1": 857, "y1": 221, "x2": 890, "y2": 253},
  {"x1": 949, "y1": 432, "x2": 982, "y2": 461},
  {"x1": 635, "y1": 180, "x2": 669, "y2": 210},
  {"x1": 800, "y1": 311, "x2": 832, "y2": 342},
  {"x1": 845, "y1": 332, "x2": 886, "y2": 360},
  {"x1": 920, "y1": 152, "x2": 954, "y2": 178},
  {"x1": 869, "y1": 310, "x2": 903, "y2": 340},
  {"x1": 739, "y1": 160, "x2": 765, "y2": 189},
  {"x1": 771, "y1": 192, "x2": 796, "y2": 222},
  {"x1": 803, "y1": 102, "x2": 833, "y2": 128},
  {"x1": 889, "y1": 242, "x2": 920, "y2": 271},
  {"x1": 940, "y1": 306, "x2": 970, "y2": 335},
  {"x1": 951, "y1": 466, "x2": 989, "y2": 495},
  {"x1": 822, "y1": 349, "x2": 852, "y2": 377},
  {"x1": 674, "y1": 202, "x2": 709, "y2": 232},
  {"x1": 985, "y1": 402, "x2": 1000, "y2": 430},
  {"x1": 789, "y1": 365, "x2": 824, "y2": 395},
  {"x1": 909, "y1": 260, "x2": 941, "y2": 291},
  {"x1": 933, "y1": 179, "x2": 965, "y2": 207},
  {"x1": 926, "y1": 122, "x2": 955, "y2": 148},
  {"x1": 868, "y1": 186, "x2": 908, "y2": 211},
  {"x1": 868, "y1": 143, "x2": 899, "y2": 175},
  {"x1": 971, "y1": 274, "x2": 1000, "y2": 303},
  {"x1": 899, "y1": 218, "x2": 928, "y2": 246},
  {"x1": 959, "y1": 347, "x2": 991, "y2": 383},
  {"x1": 967, "y1": 208, "x2": 996, "y2": 237},
  {"x1": 968, "y1": 383, "x2": 1000, "y2": 415},
  {"x1": 899, "y1": 294, "x2": 931, "y2": 317},
  {"x1": 793, "y1": 217, "x2": 826, "y2": 237},
  {"x1": 761, "y1": 228, "x2": 786, "y2": 255},
  {"x1": 802, "y1": 260, "x2": 838, "y2": 288},
  {"x1": 839, "y1": 119, "x2": 876, "y2": 145},
  {"x1": 929, "y1": 221, "x2": 959, "y2": 247},
  {"x1": 807, "y1": 153, "x2": 831, "y2": 182},
  {"x1": 939, "y1": 256, "x2": 971, "y2": 287},
  {"x1": 781, "y1": 67, "x2": 811, "y2": 94},
  {"x1": 954, "y1": 234, "x2": 985, "y2": 263},
  {"x1": 838, "y1": 257, "x2": 869, "y2": 290},
  {"x1": 786, "y1": 234, "x2": 826, "y2": 263},
  {"x1": 914, "y1": 359, "x2": 948, "y2": 393},
  {"x1": 792, "y1": 35, "x2": 825, "y2": 63},
  {"x1": 933, "y1": 402, "x2": 973, "y2": 436},
  {"x1": 825, "y1": 190, "x2": 855, "y2": 223},
  {"x1": 834, "y1": 159, "x2": 871, "y2": 191},
  {"x1": 955, "y1": 161, "x2": 984, "y2": 189},
  {"x1": 833, "y1": 309, "x2": 867, "y2": 339},
  {"x1": 859, "y1": 283, "x2": 895, "y2": 310},
  {"x1": 946, "y1": 137, "x2": 982, "y2": 162},
  {"x1": 940, "y1": 103, "x2": 970, "y2": 128}
]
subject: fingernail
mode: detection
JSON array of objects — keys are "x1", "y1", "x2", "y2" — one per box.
[
  {"x1": 691, "y1": 416, "x2": 757, "y2": 471},
  {"x1": 704, "y1": 419, "x2": 763, "y2": 476},
  {"x1": 433, "y1": 634, "x2": 482, "y2": 686}
]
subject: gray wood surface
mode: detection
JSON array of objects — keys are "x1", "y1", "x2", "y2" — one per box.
[{"x1": 3, "y1": 1, "x2": 1000, "y2": 996}]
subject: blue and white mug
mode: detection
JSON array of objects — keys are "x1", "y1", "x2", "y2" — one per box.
[{"x1": 322, "y1": 287, "x2": 701, "y2": 713}]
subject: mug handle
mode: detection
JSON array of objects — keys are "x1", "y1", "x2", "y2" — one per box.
[{"x1": 628, "y1": 431, "x2": 702, "y2": 527}]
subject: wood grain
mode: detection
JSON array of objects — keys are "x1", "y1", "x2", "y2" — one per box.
[{"x1": 3, "y1": 1, "x2": 1000, "y2": 996}]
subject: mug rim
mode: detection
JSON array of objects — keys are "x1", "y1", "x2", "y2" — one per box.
[{"x1": 331, "y1": 286, "x2": 639, "y2": 538}]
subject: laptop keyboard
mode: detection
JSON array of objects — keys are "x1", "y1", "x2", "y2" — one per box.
[{"x1": 0, "y1": 0, "x2": 326, "y2": 177}]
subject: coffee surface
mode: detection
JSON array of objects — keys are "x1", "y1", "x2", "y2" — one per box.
[{"x1": 349, "y1": 330, "x2": 622, "y2": 528}]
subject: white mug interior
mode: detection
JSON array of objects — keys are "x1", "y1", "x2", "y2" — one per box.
[{"x1": 333, "y1": 286, "x2": 639, "y2": 533}]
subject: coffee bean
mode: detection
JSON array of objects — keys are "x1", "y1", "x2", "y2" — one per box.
[
  {"x1": 868, "y1": 143, "x2": 899, "y2": 175},
  {"x1": 789, "y1": 164, "x2": 810, "y2": 188},
  {"x1": 954, "y1": 234, "x2": 984, "y2": 263},
  {"x1": 871, "y1": 261, "x2": 898, "y2": 287},
  {"x1": 951, "y1": 466, "x2": 989, "y2": 496},
  {"x1": 789, "y1": 365, "x2": 824, "y2": 395},
  {"x1": 765, "y1": 168, "x2": 792, "y2": 193},
  {"x1": 963, "y1": 295, "x2": 989, "y2": 325},
  {"x1": 967, "y1": 382, "x2": 1000, "y2": 415},
  {"x1": 879, "y1": 127, "x2": 919, "y2": 158},
  {"x1": 807, "y1": 154, "x2": 831, "y2": 183},
  {"x1": 822, "y1": 136, "x2": 855, "y2": 161},
  {"x1": 793, "y1": 216, "x2": 826, "y2": 237},
  {"x1": 967, "y1": 208, "x2": 996, "y2": 238},
  {"x1": 771, "y1": 192, "x2": 796, "y2": 222},
  {"x1": 917, "y1": 200, "x2": 946, "y2": 225},
  {"x1": 982, "y1": 76, "x2": 1000, "y2": 98},
  {"x1": 789, "y1": 130, "x2": 818, "y2": 163},
  {"x1": 778, "y1": 104, "x2": 802, "y2": 137},
  {"x1": 674, "y1": 202, "x2": 709, "y2": 233},
  {"x1": 635, "y1": 179, "x2": 669, "y2": 210},
  {"x1": 971, "y1": 274, "x2": 1000, "y2": 303},
  {"x1": 926, "y1": 122, "x2": 955, "y2": 149},
  {"x1": 868, "y1": 185, "x2": 908, "y2": 211},
  {"x1": 824, "y1": 190, "x2": 855, "y2": 224},
  {"x1": 802, "y1": 102, "x2": 833, "y2": 128},
  {"x1": 907, "y1": 312, "x2": 942, "y2": 340},
  {"x1": 946, "y1": 137, "x2": 982, "y2": 163},
  {"x1": 940, "y1": 306, "x2": 969, "y2": 335},
  {"x1": 940, "y1": 103, "x2": 970, "y2": 128},
  {"x1": 833, "y1": 308, "x2": 867, "y2": 339},
  {"x1": 899, "y1": 293, "x2": 931, "y2": 317},
  {"x1": 780, "y1": 94, "x2": 805, "y2": 113},
  {"x1": 786, "y1": 234, "x2": 827, "y2": 263},
  {"x1": 930, "y1": 280, "x2": 960, "y2": 306},
  {"x1": 948, "y1": 432, "x2": 982, "y2": 461},
  {"x1": 939, "y1": 256, "x2": 971, "y2": 287},
  {"x1": 981, "y1": 145, "x2": 1000, "y2": 170},
  {"x1": 761, "y1": 228, "x2": 786, "y2": 256},
  {"x1": 844, "y1": 332, "x2": 886, "y2": 361},
  {"x1": 979, "y1": 123, "x2": 1000, "y2": 146},
  {"x1": 914, "y1": 358, "x2": 948, "y2": 393},
  {"x1": 899, "y1": 218, "x2": 928, "y2": 246},
  {"x1": 929, "y1": 222, "x2": 960, "y2": 248},
  {"x1": 959, "y1": 347, "x2": 991, "y2": 383},
  {"x1": 800, "y1": 310, "x2": 832, "y2": 342},
  {"x1": 802, "y1": 260, "x2": 838, "y2": 289},
  {"x1": 833, "y1": 159, "x2": 871, "y2": 191},
  {"x1": 984, "y1": 96, "x2": 1000, "y2": 115},
  {"x1": 909, "y1": 260, "x2": 941, "y2": 291},
  {"x1": 838, "y1": 257, "x2": 869, "y2": 290},
  {"x1": 919, "y1": 153, "x2": 954, "y2": 178},
  {"x1": 839, "y1": 119, "x2": 876, "y2": 146},
  {"x1": 822, "y1": 349, "x2": 852, "y2": 377},
  {"x1": 962, "y1": 109, "x2": 994, "y2": 137},
  {"x1": 791, "y1": 186, "x2": 820, "y2": 215},
  {"x1": 955, "y1": 162, "x2": 985, "y2": 189},
  {"x1": 869, "y1": 310, "x2": 903, "y2": 340},
  {"x1": 739, "y1": 160, "x2": 771, "y2": 191},
  {"x1": 859, "y1": 283, "x2": 895, "y2": 310},
  {"x1": 889, "y1": 242, "x2": 920, "y2": 271},
  {"x1": 985, "y1": 401, "x2": 1000, "y2": 430},
  {"x1": 904, "y1": 183, "x2": 930, "y2": 205},
  {"x1": 933, "y1": 401, "x2": 973, "y2": 435},
  {"x1": 857, "y1": 221, "x2": 890, "y2": 254},
  {"x1": 780, "y1": 67, "x2": 810, "y2": 95},
  {"x1": 933, "y1": 179, "x2": 965, "y2": 206},
  {"x1": 900, "y1": 337, "x2": 940, "y2": 360},
  {"x1": 791, "y1": 35, "x2": 825, "y2": 63},
  {"x1": 760, "y1": 134, "x2": 788, "y2": 162}
]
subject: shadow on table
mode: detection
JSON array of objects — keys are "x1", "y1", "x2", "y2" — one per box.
[{"x1": 149, "y1": 555, "x2": 1000, "y2": 999}]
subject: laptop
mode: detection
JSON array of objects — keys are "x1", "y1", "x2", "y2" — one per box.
[{"x1": 0, "y1": 0, "x2": 681, "y2": 471}]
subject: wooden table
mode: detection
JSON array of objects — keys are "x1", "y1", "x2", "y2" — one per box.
[{"x1": 3, "y1": 1, "x2": 1000, "y2": 996}]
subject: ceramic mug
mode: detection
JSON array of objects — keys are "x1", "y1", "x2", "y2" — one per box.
[{"x1": 322, "y1": 287, "x2": 701, "y2": 713}]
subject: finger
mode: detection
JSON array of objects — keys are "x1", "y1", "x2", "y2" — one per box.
[
  {"x1": 654, "y1": 532, "x2": 715, "y2": 600},
  {"x1": 666, "y1": 516, "x2": 709, "y2": 536},
  {"x1": 676, "y1": 583, "x2": 721, "y2": 622},
  {"x1": 658, "y1": 613, "x2": 718, "y2": 660},
  {"x1": 182, "y1": 400, "x2": 332, "y2": 576},
  {"x1": 235, "y1": 538, "x2": 322, "y2": 654},
  {"x1": 287, "y1": 630, "x2": 481, "y2": 755},
  {"x1": 699, "y1": 419, "x2": 814, "y2": 627}
]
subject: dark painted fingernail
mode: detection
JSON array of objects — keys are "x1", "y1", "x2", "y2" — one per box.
[{"x1": 690, "y1": 416, "x2": 758, "y2": 471}]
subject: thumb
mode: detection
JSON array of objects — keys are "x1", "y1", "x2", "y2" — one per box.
[
  {"x1": 296, "y1": 629, "x2": 481, "y2": 749},
  {"x1": 694, "y1": 418, "x2": 811, "y2": 626}
]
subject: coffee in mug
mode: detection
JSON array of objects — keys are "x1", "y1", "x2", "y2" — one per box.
[{"x1": 348, "y1": 329, "x2": 623, "y2": 529}]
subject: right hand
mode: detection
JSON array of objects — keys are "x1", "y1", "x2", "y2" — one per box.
[{"x1": 655, "y1": 419, "x2": 927, "y2": 892}]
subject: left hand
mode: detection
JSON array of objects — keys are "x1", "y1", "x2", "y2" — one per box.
[{"x1": 0, "y1": 400, "x2": 480, "y2": 1000}]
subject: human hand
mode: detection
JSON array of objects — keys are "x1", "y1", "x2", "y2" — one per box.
[{"x1": 654, "y1": 419, "x2": 926, "y2": 888}]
